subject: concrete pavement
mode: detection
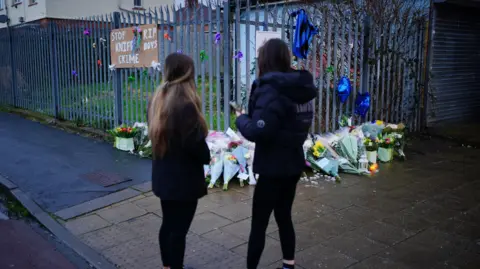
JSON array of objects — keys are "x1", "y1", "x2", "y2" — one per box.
[
  {"x1": 62, "y1": 137, "x2": 480, "y2": 269},
  {"x1": 1, "y1": 111, "x2": 479, "y2": 268}
]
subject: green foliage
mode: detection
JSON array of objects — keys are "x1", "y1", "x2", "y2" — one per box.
[{"x1": 0, "y1": 187, "x2": 31, "y2": 219}]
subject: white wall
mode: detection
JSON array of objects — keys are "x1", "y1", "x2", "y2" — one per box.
[
  {"x1": 0, "y1": 0, "x2": 46, "y2": 27},
  {"x1": 46, "y1": 0, "x2": 175, "y2": 19},
  {"x1": 0, "y1": 0, "x2": 175, "y2": 28}
]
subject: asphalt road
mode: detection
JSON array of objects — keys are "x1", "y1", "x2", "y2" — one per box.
[{"x1": 0, "y1": 112, "x2": 151, "y2": 212}]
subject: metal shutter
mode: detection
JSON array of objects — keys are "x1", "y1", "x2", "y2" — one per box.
[{"x1": 428, "y1": 2, "x2": 480, "y2": 125}]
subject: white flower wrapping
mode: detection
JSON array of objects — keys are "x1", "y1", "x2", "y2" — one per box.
[
  {"x1": 124, "y1": 120, "x2": 407, "y2": 188},
  {"x1": 203, "y1": 129, "x2": 257, "y2": 189},
  {"x1": 223, "y1": 154, "x2": 240, "y2": 190},
  {"x1": 208, "y1": 153, "x2": 224, "y2": 188}
]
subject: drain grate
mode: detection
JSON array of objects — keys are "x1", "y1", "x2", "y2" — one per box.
[{"x1": 81, "y1": 171, "x2": 132, "y2": 187}]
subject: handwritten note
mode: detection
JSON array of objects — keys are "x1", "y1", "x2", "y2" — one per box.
[{"x1": 110, "y1": 24, "x2": 159, "y2": 68}]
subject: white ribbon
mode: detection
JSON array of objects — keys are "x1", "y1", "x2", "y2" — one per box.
[
  {"x1": 151, "y1": 61, "x2": 161, "y2": 72},
  {"x1": 108, "y1": 64, "x2": 116, "y2": 71}
]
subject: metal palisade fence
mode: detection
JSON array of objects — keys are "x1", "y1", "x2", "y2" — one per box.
[{"x1": 0, "y1": 1, "x2": 428, "y2": 133}]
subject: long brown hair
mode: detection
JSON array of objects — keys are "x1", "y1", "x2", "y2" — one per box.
[
  {"x1": 148, "y1": 53, "x2": 208, "y2": 158},
  {"x1": 257, "y1": 38, "x2": 291, "y2": 77}
]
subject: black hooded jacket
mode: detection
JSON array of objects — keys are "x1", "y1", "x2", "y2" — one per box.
[{"x1": 236, "y1": 70, "x2": 317, "y2": 177}]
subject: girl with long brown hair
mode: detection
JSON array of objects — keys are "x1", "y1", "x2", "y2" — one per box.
[
  {"x1": 236, "y1": 39, "x2": 317, "y2": 269},
  {"x1": 148, "y1": 53, "x2": 210, "y2": 269}
]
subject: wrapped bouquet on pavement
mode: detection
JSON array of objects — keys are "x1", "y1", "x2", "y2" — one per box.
[
  {"x1": 203, "y1": 128, "x2": 258, "y2": 190},
  {"x1": 382, "y1": 123, "x2": 406, "y2": 160},
  {"x1": 232, "y1": 146, "x2": 250, "y2": 186},
  {"x1": 305, "y1": 139, "x2": 340, "y2": 181},
  {"x1": 133, "y1": 122, "x2": 152, "y2": 158},
  {"x1": 208, "y1": 153, "x2": 224, "y2": 188},
  {"x1": 120, "y1": 119, "x2": 409, "y2": 189},
  {"x1": 223, "y1": 153, "x2": 240, "y2": 190},
  {"x1": 108, "y1": 125, "x2": 139, "y2": 152}
]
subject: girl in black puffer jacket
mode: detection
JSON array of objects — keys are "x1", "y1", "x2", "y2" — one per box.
[{"x1": 236, "y1": 39, "x2": 317, "y2": 269}]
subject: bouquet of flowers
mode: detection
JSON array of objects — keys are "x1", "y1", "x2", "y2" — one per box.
[
  {"x1": 245, "y1": 149, "x2": 256, "y2": 185},
  {"x1": 306, "y1": 140, "x2": 340, "y2": 180},
  {"x1": 363, "y1": 137, "x2": 379, "y2": 152},
  {"x1": 377, "y1": 134, "x2": 395, "y2": 162},
  {"x1": 208, "y1": 153, "x2": 224, "y2": 188},
  {"x1": 223, "y1": 153, "x2": 240, "y2": 190},
  {"x1": 233, "y1": 130, "x2": 257, "y2": 185},
  {"x1": 108, "y1": 125, "x2": 138, "y2": 138},
  {"x1": 338, "y1": 114, "x2": 352, "y2": 128},
  {"x1": 363, "y1": 137, "x2": 379, "y2": 163},
  {"x1": 382, "y1": 123, "x2": 406, "y2": 160},
  {"x1": 336, "y1": 135, "x2": 358, "y2": 165},
  {"x1": 108, "y1": 125, "x2": 139, "y2": 152},
  {"x1": 232, "y1": 145, "x2": 249, "y2": 186},
  {"x1": 333, "y1": 135, "x2": 362, "y2": 175},
  {"x1": 378, "y1": 135, "x2": 395, "y2": 149},
  {"x1": 133, "y1": 122, "x2": 152, "y2": 158},
  {"x1": 362, "y1": 120, "x2": 385, "y2": 139}
]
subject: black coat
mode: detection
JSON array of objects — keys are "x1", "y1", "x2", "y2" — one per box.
[
  {"x1": 150, "y1": 103, "x2": 210, "y2": 201},
  {"x1": 236, "y1": 70, "x2": 317, "y2": 177}
]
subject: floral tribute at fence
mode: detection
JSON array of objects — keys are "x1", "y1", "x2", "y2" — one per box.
[{"x1": 108, "y1": 116, "x2": 407, "y2": 190}]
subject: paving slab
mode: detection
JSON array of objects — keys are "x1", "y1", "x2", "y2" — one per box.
[
  {"x1": 65, "y1": 214, "x2": 111, "y2": 235},
  {"x1": 202, "y1": 229, "x2": 246, "y2": 249},
  {"x1": 50, "y1": 137, "x2": 480, "y2": 268},
  {"x1": 348, "y1": 256, "x2": 411, "y2": 269},
  {"x1": 131, "y1": 181, "x2": 152, "y2": 193},
  {"x1": 55, "y1": 188, "x2": 141, "y2": 220},
  {"x1": 355, "y1": 221, "x2": 415, "y2": 246},
  {"x1": 80, "y1": 225, "x2": 138, "y2": 251},
  {"x1": 295, "y1": 244, "x2": 358, "y2": 269},
  {"x1": 96, "y1": 203, "x2": 147, "y2": 223},
  {"x1": 132, "y1": 195, "x2": 161, "y2": 212},
  {"x1": 213, "y1": 201, "x2": 252, "y2": 222},
  {"x1": 321, "y1": 230, "x2": 389, "y2": 261},
  {"x1": 190, "y1": 212, "x2": 233, "y2": 234},
  {"x1": 232, "y1": 237, "x2": 283, "y2": 267}
]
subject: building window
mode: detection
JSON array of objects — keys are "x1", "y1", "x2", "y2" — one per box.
[
  {"x1": 12, "y1": 0, "x2": 22, "y2": 5},
  {"x1": 134, "y1": 0, "x2": 141, "y2": 7},
  {"x1": 29, "y1": 0, "x2": 36, "y2": 5},
  {"x1": 0, "y1": 0, "x2": 5, "y2": 9}
]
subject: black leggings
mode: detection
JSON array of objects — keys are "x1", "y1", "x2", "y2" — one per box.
[
  {"x1": 247, "y1": 175, "x2": 300, "y2": 269},
  {"x1": 159, "y1": 200, "x2": 197, "y2": 269}
]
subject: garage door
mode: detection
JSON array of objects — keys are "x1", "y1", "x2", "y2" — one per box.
[{"x1": 428, "y1": 2, "x2": 480, "y2": 125}]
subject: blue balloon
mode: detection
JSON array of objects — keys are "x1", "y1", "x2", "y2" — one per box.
[
  {"x1": 355, "y1": 92, "x2": 370, "y2": 118},
  {"x1": 337, "y1": 76, "x2": 351, "y2": 104}
]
